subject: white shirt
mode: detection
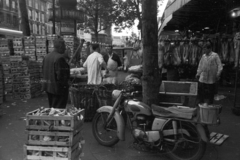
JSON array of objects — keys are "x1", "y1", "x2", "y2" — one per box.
[{"x1": 83, "y1": 52, "x2": 105, "y2": 84}]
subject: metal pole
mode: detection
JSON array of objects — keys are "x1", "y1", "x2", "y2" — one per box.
[{"x1": 52, "y1": 0, "x2": 56, "y2": 34}]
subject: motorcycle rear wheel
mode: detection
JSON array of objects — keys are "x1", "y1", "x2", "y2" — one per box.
[
  {"x1": 163, "y1": 121, "x2": 206, "y2": 160},
  {"x1": 92, "y1": 112, "x2": 119, "y2": 147}
]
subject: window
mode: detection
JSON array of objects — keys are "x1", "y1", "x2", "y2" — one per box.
[
  {"x1": 0, "y1": 12, "x2": 3, "y2": 22},
  {"x1": 28, "y1": 9, "x2": 32, "y2": 19},
  {"x1": 6, "y1": 0, "x2": 9, "y2": 7},
  {"x1": 41, "y1": 2, "x2": 44, "y2": 11},
  {"x1": 42, "y1": 13, "x2": 44, "y2": 23},
  {"x1": 39, "y1": 25, "x2": 41, "y2": 35},
  {"x1": 35, "y1": 11, "x2": 38, "y2": 21},
  {"x1": 12, "y1": 1, "x2": 15, "y2": 9},
  {"x1": 42, "y1": 26, "x2": 45, "y2": 35},
  {"x1": 29, "y1": 0, "x2": 32, "y2": 7},
  {"x1": 35, "y1": 0, "x2": 38, "y2": 9},
  {"x1": 39, "y1": 12, "x2": 41, "y2": 22},
  {"x1": 6, "y1": 14, "x2": 11, "y2": 24},
  {"x1": 13, "y1": 15, "x2": 17, "y2": 26},
  {"x1": 33, "y1": 23, "x2": 37, "y2": 34}
]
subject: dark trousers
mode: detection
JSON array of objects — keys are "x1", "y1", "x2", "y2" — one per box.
[
  {"x1": 47, "y1": 91, "x2": 69, "y2": 109},
  {"x1": 198, "y1": 82, "x2": 215, "y2": 104}
]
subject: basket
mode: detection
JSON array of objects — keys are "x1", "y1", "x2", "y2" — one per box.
[
  {"x1": 95, "y1": 84, "x2": 117, "y2": 107},
  {"x1": 69, "y1": 84, "x2": 117, "y2": 122},
  {"x1": 69, "y1": 84, "x2": 99, "y2": 122},
  {"x1": 199, "y1": 104, "x2": 221, "y2": 125}
]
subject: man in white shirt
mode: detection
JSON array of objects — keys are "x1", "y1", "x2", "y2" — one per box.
[
  {"x1": 196, "y1": 42, "x2": 223, "y2": 104},
  {"x1": 83, "y1": 44, "x2": 107, "y2": 84}
]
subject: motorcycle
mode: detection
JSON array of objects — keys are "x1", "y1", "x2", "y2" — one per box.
[{"x1": 92, "y1": 89, "x2": 210, "y2": 160}]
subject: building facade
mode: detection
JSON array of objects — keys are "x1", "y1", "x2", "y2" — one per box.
[{"x1": 0, "y1": 0, "x2": 19, "y2": 37}]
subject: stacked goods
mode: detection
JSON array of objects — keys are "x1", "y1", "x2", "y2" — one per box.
[
  {"x1": 63, "y1": 35, "x2": 80, "y2": 59},
  {"x1": 13, "y1": 38, "x2": 24, "y2": 56},
  {"x1": 0, "y1": 39, "x2": 12, "y2": 100},
  {"x1": 0, "y1": 64, "x2": 3, "y2": 104},
  {"x1": 36, "y1": 36, "x2": 47, "y2": 63},
  {"x1": 11, "y1": 60, "x2": 42, "y2": 100},
  {"x1": 47, "y1": 34, "x2": 58, "y2": 54},
  {"x1": 28, "y1": 61, "x2": 42, "y2": 98},
  {"x1": 24, "y1": 107, "x2": 85, "y2": 160},
  {"x1": 24, "y1": 36, "x2": 36, "y2": 61}
]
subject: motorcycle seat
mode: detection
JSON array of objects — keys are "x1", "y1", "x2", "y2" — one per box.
[{"x1": 151, "y1": 104, "x2": 197, "y2": 119}]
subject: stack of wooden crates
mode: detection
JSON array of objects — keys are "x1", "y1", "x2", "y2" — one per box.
[{"x1": 24, "y1": 108, "x2": 85, "y2": 160}]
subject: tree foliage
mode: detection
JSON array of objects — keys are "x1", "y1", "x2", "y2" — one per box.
[{"x1": 78, "y1": 0, "x2": 120, "y2": 41}]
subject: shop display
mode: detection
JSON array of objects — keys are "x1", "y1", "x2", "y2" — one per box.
[
  {"x1": 36, "y1": 36, "x2": 47, "y2": 63},
  {"x1": 24, "y1": 107, "x2": 85, "y2": 160},
  {"x1": 24, "y1": 36, "x2": 36, "y2": 61}
]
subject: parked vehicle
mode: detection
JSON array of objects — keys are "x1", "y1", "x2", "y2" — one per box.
[{"x1": 92, "y1": 89, "x2": 210, "y2": 160}]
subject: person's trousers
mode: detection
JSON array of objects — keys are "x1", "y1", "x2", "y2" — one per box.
[
  {"x1": 198, "y1": 82, "x2": 215, "y2": 104},
  {"x1": 47, "y1": 91, "x2": 69, "y2": 109}
]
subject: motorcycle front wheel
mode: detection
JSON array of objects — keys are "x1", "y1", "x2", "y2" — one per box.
[
  {"x1": 163, "y1": 121, "x2": 206, "y2": 160},
  {"x1": 92, "y1": 112, "x2": 119, "y2": 147}
]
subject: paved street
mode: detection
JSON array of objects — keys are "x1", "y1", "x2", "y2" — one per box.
[{"x1": 0, "y1": 77, "x2": 240, "y2": 160}]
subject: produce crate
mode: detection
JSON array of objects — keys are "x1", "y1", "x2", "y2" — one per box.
[
  {"x1": 26, "y1": 130, "x2": 83, "y2": 147},
  {"x1": 23, "y1": 140, "x2": 84, "y2": 160},
  {"x1": 26, "y1": 109, "x2": 84, "y2": 132}
]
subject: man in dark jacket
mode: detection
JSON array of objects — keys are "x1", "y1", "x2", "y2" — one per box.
[
  {"x1": 42, "y1": 38, "x2": 70, "y2": 108},
  {"x1": 103, "y1": 45, "x2": 122, "y2": 84}
]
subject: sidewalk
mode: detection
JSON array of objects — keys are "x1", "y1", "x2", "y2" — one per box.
[{"x1": 0, "y1": 86, "x2": 240, "y2": 160}]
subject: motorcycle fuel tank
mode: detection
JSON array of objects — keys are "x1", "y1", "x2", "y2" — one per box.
[{"x1": 125, "y1": 100, "x2": 152, "y2": 116}]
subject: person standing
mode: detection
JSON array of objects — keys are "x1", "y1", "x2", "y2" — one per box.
[
  {"x1": 103, "y1": 45, "x2": 122, "y2": 85},
  {"x1": 83, "y1": 43, "x2": 107, "y2": 84},
  {"x1": 196, "y1": 43, "x2": 223, "y2": 104},
  {"x1": 42, "y1": 38, "x2": 70, "y2": 108}
]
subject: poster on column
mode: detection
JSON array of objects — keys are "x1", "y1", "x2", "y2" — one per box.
[{"x1": 61, "y1": 21, "x2": 74, "y2": 35}]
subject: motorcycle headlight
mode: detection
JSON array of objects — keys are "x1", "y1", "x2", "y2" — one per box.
[{"x1": 112, "y1": 90, "x2": 121, "y2": 101}]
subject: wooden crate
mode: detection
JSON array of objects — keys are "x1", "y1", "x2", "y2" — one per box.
[
  {"x1": 26, "y1": 130, "x2": 83, "y2": 147},
  {"x1": 26, "y1": 109, "x2": 84, "y2": 132},
  {"x1": 23, "y1": 141, "x2": 84, "y2": 160},
  {"x1": 160, "y1": 81, "x2": 198, "y2": 96}
]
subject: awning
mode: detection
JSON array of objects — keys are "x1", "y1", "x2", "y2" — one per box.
[
  {"x1": 159, "y1": 0, "x2": 191, "y2": 35},
  {"x1": 0, "y1": 28, "x2": 23, "y2": 37},
  {"x1": 161, "y1": 0, "x2": 240, "y2": 34}
]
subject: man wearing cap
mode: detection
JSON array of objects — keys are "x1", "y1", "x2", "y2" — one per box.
[
  {"x1": 42, "y1": 38, "x2": 70, "y2": 108},
  {"x1": 103, "y1": 45, "x2": 122, "y2": 85},
  {"x1": 83, "y1": 43, "x2": 107, "y2": 84},
  {"x1": 196, "y1": 42, "x2": 223, "y2": 104}
]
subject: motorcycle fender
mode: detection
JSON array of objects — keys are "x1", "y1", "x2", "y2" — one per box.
[
  {"x1": 97, "y1": 106, "x2": 125, "y2": 141},
  {"x1": 196, "y1": 124, "x2": 209, "y2": 142}
]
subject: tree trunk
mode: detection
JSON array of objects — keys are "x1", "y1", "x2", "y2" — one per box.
[
  {"x1": 18, "y1": 0, "x2": 31, "y2": 36},
  {"x1": 141, "y1": 0, "x2": 160, "y2": 106},
  {"x1": 94, "y1": 0, "x2": 99, "y2": 42}
]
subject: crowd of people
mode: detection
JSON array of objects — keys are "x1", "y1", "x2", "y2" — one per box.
[{"x1": 42, "y1": 37, "x2": 223, "y2": 109}]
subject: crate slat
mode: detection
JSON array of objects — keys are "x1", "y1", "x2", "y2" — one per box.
[
  {"x1": 26, "y1": 109, "x2": 84, "y2": 132},
  {"x1": 24, "y1": 142, "x2": 82, "y2": 160}
]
